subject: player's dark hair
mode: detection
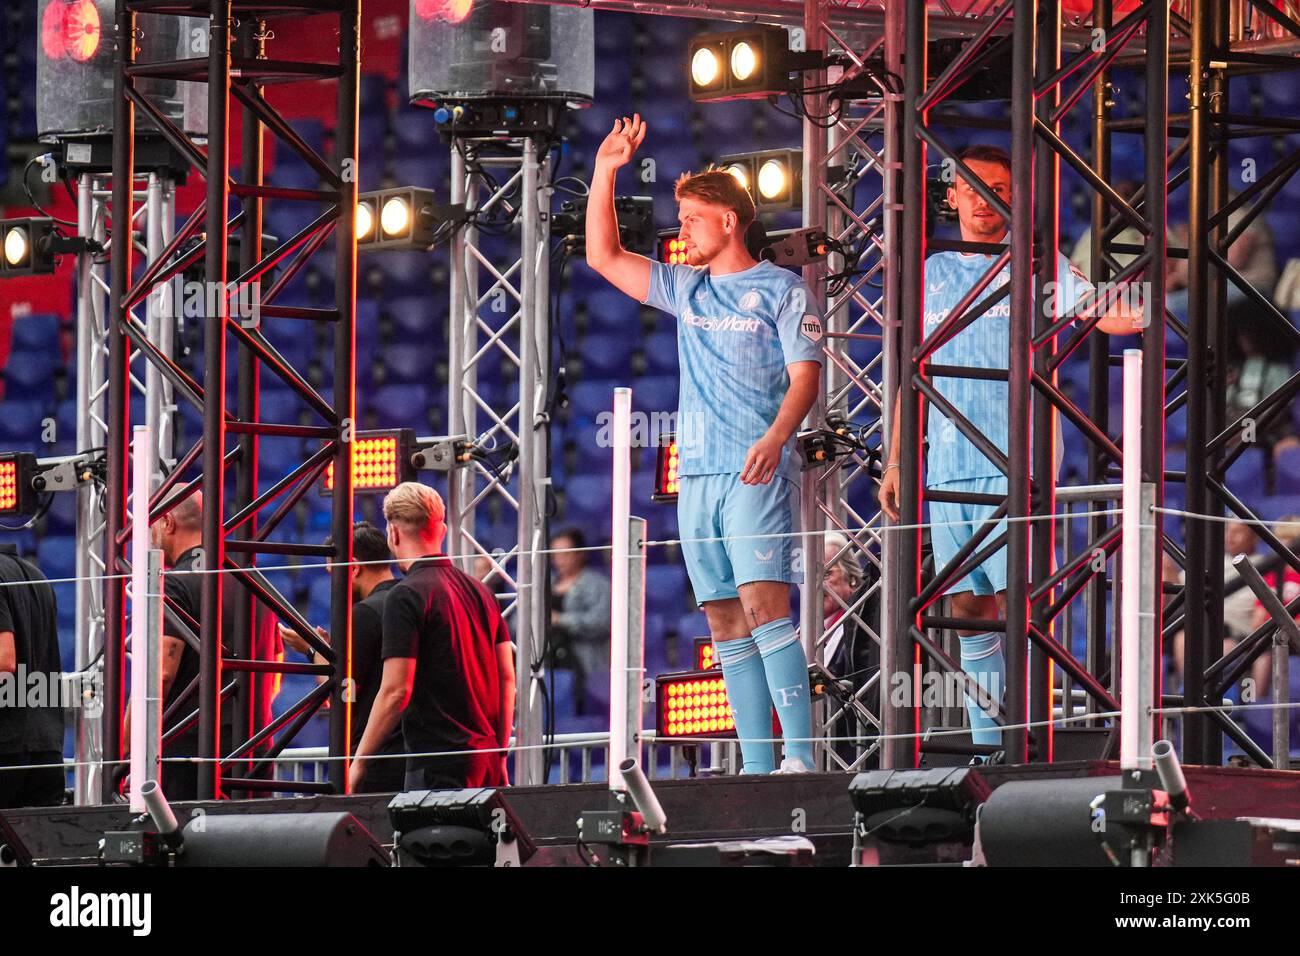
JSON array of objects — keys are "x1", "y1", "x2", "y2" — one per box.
[
  {"x1": 958, "y1": 144, "x2": 1012, "y2": 175},
  {"x1": 352, "y1": 521, "x2": 392, "y2": 566}
]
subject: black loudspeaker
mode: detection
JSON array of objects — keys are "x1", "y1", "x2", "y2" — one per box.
[
  {"x1": 408, "y1": 0, "x2": 593, "y2": 105},
  {"x1": 978, "y1": 776, "x2": 1123, "y2": 866},
  {"x1": 174, "y1": 812, "x2": 389, "y2": 867},
  {"x1": 848, "y1": 768, "x2": 991, "y2": 846},
  {"x1": 0, "y1": 810, "x2": 34, "y2": 867},
  {"x1": 388, "y1": 788, "x2": 535, "y2": 867}
]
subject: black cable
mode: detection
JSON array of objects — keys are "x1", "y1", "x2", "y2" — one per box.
[
  {"x1": 0, "y1": 493, "x2": 55, "y2": 532},
  {"x1": 22, "y1": 156, "x2": 78, "y2": 228}
]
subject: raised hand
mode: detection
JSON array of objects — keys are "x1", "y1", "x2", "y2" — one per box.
[{"x1": 594, "y1": 114, "x2": 647, "y2": 172}]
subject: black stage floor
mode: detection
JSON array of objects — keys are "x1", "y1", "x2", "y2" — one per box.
[{"x1": 5, "y1": 760, "x2": 1300, "y2": 866}]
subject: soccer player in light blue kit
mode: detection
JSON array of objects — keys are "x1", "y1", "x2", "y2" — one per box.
[
  {"x1": 585, "y1": 115, "x2": 824, "y2": 773},
  {"x1": 878, "y1": 145, "x2": 1143, "y2": 757}
]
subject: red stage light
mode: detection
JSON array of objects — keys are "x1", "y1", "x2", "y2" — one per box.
[
  {"x1": 0, "y1": 453, "x2": 38, "y2": 517},
  {"x1": 656, "y1": 672, "x2": 736, "y2": 738},
  {"x1": 42, "y1": 1, "x2": 102, "y2": 62},
  {"x1": 652, "y1": 432, "x2": 678, "y2": 503},
  {"x1": 660, "y1": 235, "x2": 689, "y2": 265},
  {"x1": 0, "y1": 460, "x2": 20, "y2": 513},
  {"x1": 414, "y1": 0, "x2": 474, "y2": 23},
  {"x1": 695, "y1": 637, "x2": 716, "y2": 671},
  {"x1": 322, "y1": 429, "x2": 415, "y2": 494}
]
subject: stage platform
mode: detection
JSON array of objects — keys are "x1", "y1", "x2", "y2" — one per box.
[{"x1": 5, "y1": 761, "x2": 1299, "y2": 867}]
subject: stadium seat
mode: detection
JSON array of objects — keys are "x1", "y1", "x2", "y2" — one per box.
[
  {"x1": 36, "y1": 536, "x2": 77, "y2": 582},
  {"x1": 373, "y1": 383, "x2": 432, "y2": 430},
  {"x1": 566, "y1": 379, "x2": 620, "y2": 424},
  {"x1": 0, "y1": 400, "x2": 49, "y2": 442},
  {"x1": 1274, "y1": 447, "x2": 1300, "y2": 496},
  {"x1": 10, "y1": 313, "x2": 61, "y2": 352},
  {"x1": 641, "y1": 330, "x2": 679, "y2": 375},
  {"x1": 574, "y1": 333, "x2": 635, "y2": 381},
  {"x1": 380, "y1": 342, "x2": 436, "y2": 384},
  {"x1": 3, "y1": 349, "x2": 58, "y2": 393},
  {"x1": 581, "y1": 286, "x2": 642, "y2": 335},
  {"x1": 631, "y1": 375, "x2": 679, "y2": 414}
]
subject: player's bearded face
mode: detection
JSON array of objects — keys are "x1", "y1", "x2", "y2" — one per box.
[{"x1": 677, "y1": 200, "x2": 729, "y2": 265}]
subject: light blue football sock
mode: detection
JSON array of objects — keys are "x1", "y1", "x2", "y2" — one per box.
[
  {"x1": 713, "y1": 635, "x2": 776, "y2": 774},
  {"x1": 752, "y1": 618, "x2": 814, "y2": 768},
  {"x1": 958, "y1": 631, "x2": 1006, "y2": 748}
]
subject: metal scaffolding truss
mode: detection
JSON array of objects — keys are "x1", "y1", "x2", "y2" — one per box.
[
  {"x1": 445, "y1": 135, "x2": 553, "y2": 787},
  {"x1": 103, "y1": 0, "x2": 361, "y2": 799},
  {"x1": 888, "y1": 0, "x2": 1173, "y2": 768},
  {"x1": 881, "y1": 0, "x2": 1300, "y2": 771},
  {"x1": 789, "y1": 0, "x2": 895, "y2": 771},
  {"x1": 72, "y1": 170, "x2": 179, "y2": 804}
]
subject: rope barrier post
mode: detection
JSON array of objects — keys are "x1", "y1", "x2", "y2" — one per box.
[
  {"x1": 129, "y1": 426, "x2": 164, "y2": 811},
  {"x1": 1275, "y1": 643, "x2": 1291, "y2": 772},
  {"x1": 1121, "y1": 349, "x2": 1155, "y2": 771},
  {"x1": 609, "y1": 387, "x2": 633, "y2": 790}
]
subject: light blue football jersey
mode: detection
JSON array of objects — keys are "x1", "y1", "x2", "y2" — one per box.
[
  {"x1": 643, "y1": 259, "x2": 825, "y2": 483},
  {"x1": 923, "y1": 250, "x2": 1092, "y2": 484}
]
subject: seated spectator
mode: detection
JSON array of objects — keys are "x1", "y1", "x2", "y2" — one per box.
[
  {"x1": 1166, "y1": 202, "x2": 1278, "y2": 317},
  {"x1": 821, "y1": 532, "x2": 880, "y2": 768},
  {"x1": 547, "y1": 528, "x2": 611, "y2": 715}
]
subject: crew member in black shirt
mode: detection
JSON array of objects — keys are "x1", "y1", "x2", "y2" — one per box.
[
  {"x1": 0, "y1": 545, "x2": 65, "y2": 808},
  {"x1": 280, "y1": 521, "x2": 405, "y2": 792},
  {"x1": 350, "y1": 482, "x2": 516, "y2": 792},
  {"x1": 132, "y1": 491, "x2": 279, "y2": 800}
]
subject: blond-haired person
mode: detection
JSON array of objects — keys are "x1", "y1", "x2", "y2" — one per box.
[{"x1": 349, "y1": 482, "x2": 516, "y2": 792}]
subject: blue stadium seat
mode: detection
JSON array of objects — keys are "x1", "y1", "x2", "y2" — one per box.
[
  {"x1": 381, "y1": 343, "x2": 436, "y2": 384},
  {"x1": 561, "y1": 473, "x2": 612, "y2": 526},
  {"x1": 10, "y1": 313, "x2": 61, "y2": 352},
  {"x1": 370, "y1": 251, "x2": 434, "y2": 298},
  {"x1": 0, "y1": 400, "x2": 48, "y2": 442},
  {"x1": 55, "y1": 399, "x2": 78, "y2": 444},
  {"x1": 646, "y1": 564, "x2": 689, "y2": 614},
  {"x1": 567, "y1": 379, "x2": 619, "y2": 423},
  {"x1": 1257, "y1": 495, "x2": 1300, "y2": 521},
  {"x1": 265, "y1": 203, "x2": 320, "y2": 245},
  {"x1": 1222, "y1": 447, "x2": 1263, "y2": 494},
  {"x1": 45, "y1": 491, "x2": 77, "y2": 535},
  {"x1": 360, "y1": 73, "x2": 389, "y2": 112},
  {"x1": 1274, "y1": 447, "x2": 1300, "y2": 497},
  {"x1": 268, "y1": 153, "x2": 321, "y2": 191},
  {"x1": 3, "y1": 349, "x2": 58, "y2": 392},
  {"x1": 37, "y1": 536, "x2": 77, "y2": 582},
  {"x1": 642, "y1": 331, "x2": 679, "y2": 375},
  {"x1": 581, "y1": 286, "x2": 642, "y2": 335},
  {"x1": 631, "y1": 375, "x2": 679, "y2": 413},
  {"x1": 384, "y1": 294, "x2": 447, "y2": 339},
  {"x1": 575, "y1": 333, "x2": 635, "y2": 381},
  {"x1": 258, "y1": 386, "x2": 305, "y2": 427},
  {"x1": 374, "y1": 383, "x2": 431, "y2": 429},
  {"x1": 392, "y1": 105, "x2": 442, "y2": 155}
]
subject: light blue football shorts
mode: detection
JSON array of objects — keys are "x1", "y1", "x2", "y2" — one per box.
[
  {"x1": 677, "y1": 473, "x2": 801, "y2": 603},
  {"x1": 928, "y1": 474, "x2": 1009, "y2": 596}
]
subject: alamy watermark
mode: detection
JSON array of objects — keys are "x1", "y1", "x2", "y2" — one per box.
[
  {"x1": 889, "y1": 668, "x2": 1002, "y2": 715},
  {"x1": 594, "y1": 408, "x2": 708, "y2": 454},
  {"x1": 168, "y1": 276, "x2": 261, "y2": 328},
  {"x1": 0, "y1": 665, "x2": 102, "y2": 713}
]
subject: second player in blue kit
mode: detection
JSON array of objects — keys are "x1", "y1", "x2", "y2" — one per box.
[
  {"x1": 585, "y1": 114, "x2": 824, "y2": 773},
  {"x1": 879, "y1": 145, "x2": 1143, "y2": 753}
]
